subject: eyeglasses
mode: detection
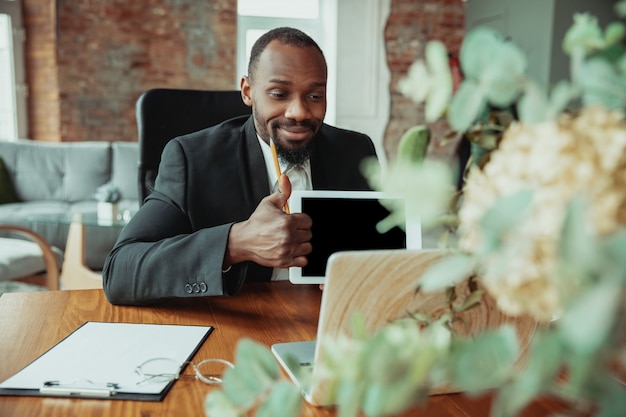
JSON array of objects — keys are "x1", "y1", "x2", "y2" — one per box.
[{"x1": 135, "y1": 357, "x2": 234, "y2": 385}]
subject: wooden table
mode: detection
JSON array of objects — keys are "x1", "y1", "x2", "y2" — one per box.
[{"x1": 0, "y1": 282, "x2": 568, "y2": 417}]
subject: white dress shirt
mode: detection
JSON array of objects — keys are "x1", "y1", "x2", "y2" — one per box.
[{"x1": 257, "y1": 136, "x2": 312, "y2": 280}]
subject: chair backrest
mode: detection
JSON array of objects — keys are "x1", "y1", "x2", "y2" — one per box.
[{"x1": 135, "y1": 88, "x2": 252, "y2": 204}]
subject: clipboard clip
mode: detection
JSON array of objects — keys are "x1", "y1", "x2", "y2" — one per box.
[{"x1": 41, "y1": 380, "x2": 120, "y2": 397}]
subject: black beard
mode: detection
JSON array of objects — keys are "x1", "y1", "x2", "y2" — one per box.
[
  {"x1": 270, "y1": 119, "x2": 316, "y2": 166},
  {"x1": 273, "y1": 137, "x2": 312, "y2": 166}
]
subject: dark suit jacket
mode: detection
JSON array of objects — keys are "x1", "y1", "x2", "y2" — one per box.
[{"x1": 103, "y1": 116, "x2": 378, "y2": 305}]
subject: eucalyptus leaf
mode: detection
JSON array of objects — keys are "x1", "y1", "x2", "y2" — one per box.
[
  {"x1": 255, "y1": 381, "x2": 302, "y2": 417},
  {"x1": 616, "y1": 0, "x2": 626, "y2": 17},
  {"x1": 460, "y1": 27, "x2": 502, "y2": 79},
  {"x1": 518, "y1": 80, "x2": 549, "y2": 123},
  {"x1": 453, "y1": 289, "x2": 484, "y2": 313},
  {"x1": 448, "y1": 80, "x2": 486, "y2": 132},
  {"x1": 562, "y1": 13, "x2": 604, "y2": 56},
  {"x1": 450, "y1": 325, "x2": 519, "y2": 393},
  {"x1": 578, "y1": 58, "x2": 626, "y2": 108},
  {"x1": 548, "y1": 80, "x2": 578, "y2": 117},
  {"x1": 397, "y1": 125, "x2": 430, "y2": 164},
  {"x1": 222, "y1": 366, "x2": 261, "y2": 408},
  {"x1": 336, "y1": 380, "x2": 366, "y2": 417},
  {"x1": 222, "y1": 339, "x2": 281, "y2": 406},
  {"x1": 204, "y1": 389, "x2": 242, "y2": 417},
  {"x1": 558, "y1": 281, "x2": 622, "y2": 354},
  {"x1": 481, "y1": 42, "x2": 527, "y2": 106},
  {"x1": 425, "y1": 41, "x2": 453, "y2": 121},
  {"x1": 362, "y1": 382, "x2": 421, "y2": 417},
  {"x1": 603, "y1": 230, "x2": 626, "y2": 271},
  {"x1": 417, "y1": 253, "x2": 475, "y2": 293},
  {"x1": 558, "y1": 196, "x2": 598, "y2": 275},
  {"x1": 603, "y1": 21, "x2": 625, "y2": 46},
  {"x1": 479, "y1": 189, "x2": 533, "y2": 254},
  {"x1": 235, "y1": 338, "x2": 280, "y2": 382},
  {"x1": 491, "y1": 330, "x2": 563, "y2": 417}
]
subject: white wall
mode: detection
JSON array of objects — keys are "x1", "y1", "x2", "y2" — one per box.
[{"x1": 333, "y1": 0, "x2": 391, "y2": 167}]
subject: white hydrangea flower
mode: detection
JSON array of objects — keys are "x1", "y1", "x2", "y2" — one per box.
[{"x1": 458, "y1": 106, "x2": 626, "y2": 322}]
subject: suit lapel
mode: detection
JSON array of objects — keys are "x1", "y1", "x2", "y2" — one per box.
[{"x1": 242, "y1": 117, "x2": 270, "y2": 206}]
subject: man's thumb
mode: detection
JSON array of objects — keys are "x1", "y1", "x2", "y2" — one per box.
[
  {"x1": 275, "y1": 173, "x2": 292, "y2": 213},
  {"x1": 278, "y1": 173, "x2": 292, "y2": 198}
]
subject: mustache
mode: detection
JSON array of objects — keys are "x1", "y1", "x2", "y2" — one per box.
[{"x1": 273, "y1": 119, "x2": 317, "y2": 130}]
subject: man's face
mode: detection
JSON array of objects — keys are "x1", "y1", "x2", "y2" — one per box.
[{"x1": 241, "y1": 41, "x2": 327, "y2": 166}]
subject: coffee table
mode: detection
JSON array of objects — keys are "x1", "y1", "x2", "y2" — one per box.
[{"x1": 27, "y1": 212, "x2": 130, "y2": 289}]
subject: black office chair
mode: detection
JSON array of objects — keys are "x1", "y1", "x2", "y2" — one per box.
[{"x1": 135, "y1": 88, "x2": 252, "y2": 204}]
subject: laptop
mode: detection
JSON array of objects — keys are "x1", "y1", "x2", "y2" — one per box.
[
  {"x1": 272, "y1": 249, "x2": 539, "y2": 406},
  {"x1": 287, "y1": 190, "x2": 422, "y2": 284}
]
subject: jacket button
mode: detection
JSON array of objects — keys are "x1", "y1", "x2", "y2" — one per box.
[
  {"x1": 199, "y1": 282, "x2": 207, "y2": 292},
  {"x1": 191, "y1": 283, "x2": 200, "y2": 293},
  {"x1": 184, "y1": 284, "x2": 193, "y2": 294}
]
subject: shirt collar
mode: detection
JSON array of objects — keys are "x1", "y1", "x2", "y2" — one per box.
[{"x1": 257, "y1": 135, "x2": 312, "y2": 192}]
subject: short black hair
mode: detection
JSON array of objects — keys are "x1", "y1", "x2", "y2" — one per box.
[{"x1": 247, "y1": 27, "x2": 325, "y2": 80}]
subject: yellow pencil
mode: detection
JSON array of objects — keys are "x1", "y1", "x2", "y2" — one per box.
[{"x1": 270, "y1": 138, "x2": 290, "y2": 214}]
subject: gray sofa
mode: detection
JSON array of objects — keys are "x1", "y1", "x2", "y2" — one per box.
[{"x1": 0, "y1": 139, "x2": 139, "y2": 270}]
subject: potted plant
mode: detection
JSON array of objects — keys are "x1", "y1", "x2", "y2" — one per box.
[
  {"x1": 205, "y1": 5, "x2": 626, "y2": 417},
  {"x1": 94, "y1": 182, "x2": 122, "y2": 222}
]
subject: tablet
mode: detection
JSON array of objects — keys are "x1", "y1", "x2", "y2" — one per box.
[{"x1": 288, "y1": 190, "x2": 422, "y2": 284}]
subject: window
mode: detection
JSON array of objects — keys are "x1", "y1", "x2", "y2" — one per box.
[
  {"x1": 236, "y1": 0, "x2": 337, "y2": 124},
  {"x1": 0, "y1": 0, "x2": 26, "y2": 141}
]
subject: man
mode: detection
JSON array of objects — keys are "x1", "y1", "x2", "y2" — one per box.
[{"x1": 103, "y1": 27, "x2": 378, "y2": 305}]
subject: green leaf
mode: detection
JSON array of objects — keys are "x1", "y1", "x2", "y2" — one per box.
[
  {"x1": 397, "y1": 125, "x2": 430, "y2": 164},
  {"x1": 450, "y1": 325, "x2": 519, "y2": 393},
  {"x1": 518, "y1": 80, "x2": 549, "y2": 123},
  {"x1": 255, "y1": 381, "x2": 302, "y2": 417},
  {"x1": 453, "y1": 289, "x2": 484, "y2": 313},
  {"x1": 479, "y1": 189, "x2": 533, "y2": 254},
  {"x1": 425, "y1": 41, "x2": 453, "y2": 121},
  {"x1": 481, "y1": 42, "x2": 527, "y2": 106},
  {"x1": 418, "y1": 253, "x2": 475, "y2": 293},
  {"x1": 223, "y1": 339, "x2": 281, "y2": 407},
  {"x1": 603, "y1": 230, "x2": 626, "y2": 271},
  {"x1": 604, "y1": 21, "x2": 625, "y2": 46},
  {"x1": 558, "y1": 280, "x2": 622, "y2": 354},
  {"x1": 448, "y1": 80, "x2": 486, "y2": 132},
  {"x1": 362, "y1": 382, "x2": 421, "y2": 417},
  {"x1": 578, "y1": 57, "x2": 626, "y2": 108},
  {"x1": 558, "y1": 197, "x2": 598, "y2": 276},
  {"x1": 460, "y1": 27, "x2": 502, "y2": 79},
  {"x1": 491, "y1": 330, "x2": 563, "y2": 417},
  {"x1": 235, "y1": 338, "x2": 280, "y2": 383},
  {"x1": 617, "y1": 0, "x2": 626, "y2": 18},
  {"x1": 336, "y1": 380, "x2": 366, "y2": 417},
  {"x1": 548, "y1": 80, "x2": 578, "y2": 118},
  {"x1": 562, "y1": 13, "x2": 604, "y2": 56},
  {"x1": 204, "y1": 389, "x2": 242, "y2": 417},
  {"x1": 223, "y1": 366, "x2": 261, "y2": 408}
]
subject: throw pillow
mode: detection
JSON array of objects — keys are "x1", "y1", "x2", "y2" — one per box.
[{"x1": 0, "y1": 156, "x2": 20, "y2": 204}]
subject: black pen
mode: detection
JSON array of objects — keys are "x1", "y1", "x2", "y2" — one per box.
[{"x1": 40, "y1": 380, "x2": 119, "y2": 397}]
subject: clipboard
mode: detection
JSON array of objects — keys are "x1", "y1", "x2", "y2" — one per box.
[{"x1": 0, "y1": 322, "x2": 213, "y2": 401}]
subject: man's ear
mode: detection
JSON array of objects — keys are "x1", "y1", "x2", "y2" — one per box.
[{"x1": 240, "y1": 75, "x2": 253, "y2": 107}]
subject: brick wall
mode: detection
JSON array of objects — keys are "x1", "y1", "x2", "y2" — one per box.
[
  {"x1": 23, "y1": 0, "x2": 60, "y2": 142},
  {"x1": 384, "y1": 0, "x2": 465, "y2": 160},
  {"x1": 24, "y1": 0, "x2": 238, "y2": 143},
  {"x1": 23, "y1": 0, "x2": 465, "y2": 159}
]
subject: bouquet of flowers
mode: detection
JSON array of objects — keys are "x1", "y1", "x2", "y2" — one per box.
[{"x1": 205, "y1": 5, "x2": 626, "y2": 417}]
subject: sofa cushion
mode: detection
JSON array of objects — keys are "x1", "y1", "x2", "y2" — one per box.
[
  {"x1": 0, "y1": 139, "x2": 112, "y2": 202},
  {"x1": 0, "y1": 157, "x2": 20, "y2": 204},
  {"x1": 0, "y1": 237, "x2": 64, "y2": 281},
  {"x1": 111, "y1": 142, "x2": 139, "y2": 201}
]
